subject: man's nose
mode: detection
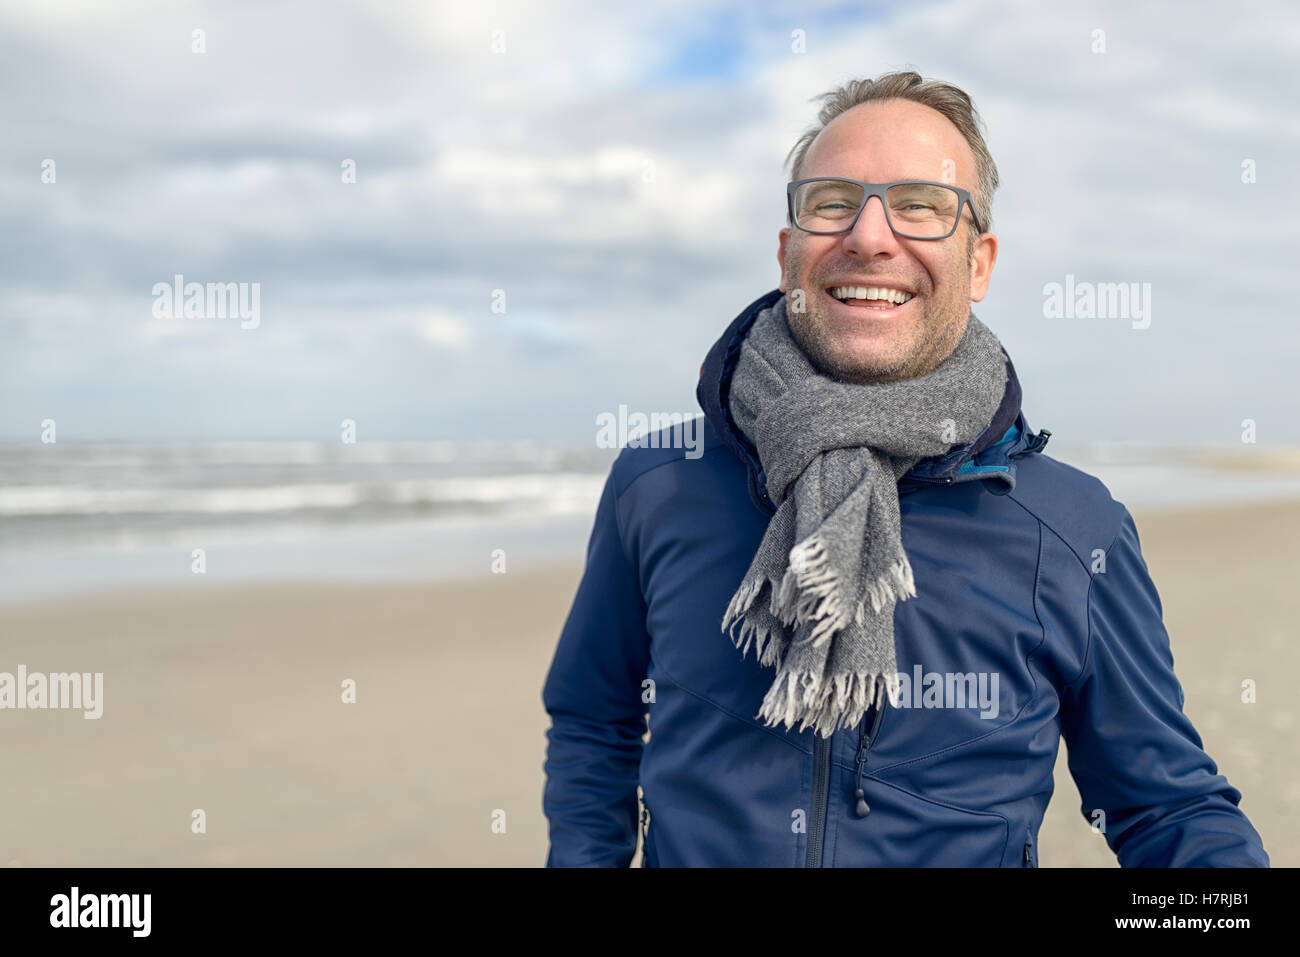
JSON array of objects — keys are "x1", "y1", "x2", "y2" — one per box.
[{"x1": 841, "y1": 195, "x2": 901, "y2": 256}]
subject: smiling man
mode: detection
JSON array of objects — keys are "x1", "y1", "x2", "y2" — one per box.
[
  {"x1": 541, "y1": 71, "x2": 1269, "y2": 868},
  {"x1": 778, "y1": 95, "x2": 995, "y2": 384}
]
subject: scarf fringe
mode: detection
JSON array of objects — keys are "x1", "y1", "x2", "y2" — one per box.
[
  {"x1": 864, "y1": 554, "x2": 917, "y2": 615},
  {"x1": 758, "y1": 668, "x2": 894, "y2": 738},
  {"x1": 723, "y1": 545, "x2": 919, "y2": 670},
  {"x1": 783, "y1": 538, "x2": 845, "y2": 645},
  {"x1": 721, "y1": 575, "x2": 786, "y2": 669},
  {"x1": 782, "y1": 537, "x2": 918, "y2": 644}
]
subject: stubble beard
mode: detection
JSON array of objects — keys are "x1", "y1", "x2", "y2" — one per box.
[{"x1": 782, "y1": 242, "x2": 970, "y2": 384}]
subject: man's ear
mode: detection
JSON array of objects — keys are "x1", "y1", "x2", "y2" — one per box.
[
  {"x1": 969, "y1": 231, "x2": 998, "y2": 302},
  {"x1": 777, "y1": 226, "x2": 791, "y2": 291}
]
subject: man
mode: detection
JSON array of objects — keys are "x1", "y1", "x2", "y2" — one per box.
[{"x1": 541, "y1": 71, "x2": 1269, "y2": 867}]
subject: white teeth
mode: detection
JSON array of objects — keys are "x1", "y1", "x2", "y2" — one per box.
[{"x1": 830, "y1": 285, "x2": 914, "y2": 304}]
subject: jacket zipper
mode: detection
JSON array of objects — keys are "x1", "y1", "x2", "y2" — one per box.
[
  {"x1": 805, "y1": 699, "x2": 887, "y2": 867},
  {"x1": 805, "y1": 733, "x2": 832, "y2": 867},
  {"x1": 853, "y1": 698, "x2": 887, "y2": 817}
]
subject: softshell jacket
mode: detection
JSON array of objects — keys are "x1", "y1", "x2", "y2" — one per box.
[{"x1": 542, "y1": 288, "x2": 1269, "y2": 868}]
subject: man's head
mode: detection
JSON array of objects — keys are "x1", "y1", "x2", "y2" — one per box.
[{"x1": 777, "y1": 72, "x2": 1000, "y2": 383}]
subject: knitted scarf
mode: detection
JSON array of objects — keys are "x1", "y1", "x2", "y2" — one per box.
[{"x1": 721, "y1": 292, "x2": 1009, "y2": 738}]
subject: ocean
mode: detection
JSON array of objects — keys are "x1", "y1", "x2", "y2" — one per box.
[{"x1": 2, "y1": 436, "x2": 1298, "y2": 604}]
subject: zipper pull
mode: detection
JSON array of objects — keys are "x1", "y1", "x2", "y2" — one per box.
[
  {"x1": 853, "y1": 709, "x2": 874, "y2": 818},
  {"x1": 854, "y1": 787, "x2": 871, "y2": 818},
  {"x1": 853, "y1": 694, "x2": 888, "y2": 818}
]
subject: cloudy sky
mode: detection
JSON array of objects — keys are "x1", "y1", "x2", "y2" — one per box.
[{"x1": 2, "y1": 0, "x2": 1296, "y2": 445}]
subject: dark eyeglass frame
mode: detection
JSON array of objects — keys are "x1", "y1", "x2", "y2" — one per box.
[{"x1": 786, "y1": 177, "x2": 986, "y2": 239}]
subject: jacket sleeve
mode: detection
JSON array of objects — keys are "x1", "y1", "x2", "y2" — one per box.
[
  {"x1": 541, "y1": 462, "x2": 651, "y2": 867},
  {"x1": 1060, "y1": 505, "x2": 1269, "y2": 867}
]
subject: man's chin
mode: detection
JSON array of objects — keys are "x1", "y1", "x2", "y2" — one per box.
[{"x1": 800, "y1": 320, "x2": 914, "y2": 382}]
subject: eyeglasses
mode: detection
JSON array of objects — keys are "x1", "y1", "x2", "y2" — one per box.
[{"x1": 786, "y1": 178, "x2": 985, "y2": 239}]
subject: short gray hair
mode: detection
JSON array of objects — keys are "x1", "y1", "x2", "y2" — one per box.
[{"x1": 785, "y1": 71, "x2": 1000, "y2": 239}]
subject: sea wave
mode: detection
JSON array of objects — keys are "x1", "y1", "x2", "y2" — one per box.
[{"x1": 0, "y1": 472, "x2": 606, "y2": 518}]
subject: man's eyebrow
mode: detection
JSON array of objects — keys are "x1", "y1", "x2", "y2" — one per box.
[{"x1": 803, "y1": 178, "x2": 857, "y2": 189}]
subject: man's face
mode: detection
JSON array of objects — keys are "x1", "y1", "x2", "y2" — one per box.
[{"x1": 777, "y1": 98, "x2": 998, "y2": 383}]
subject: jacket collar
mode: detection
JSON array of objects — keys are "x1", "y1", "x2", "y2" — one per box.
[{"x1": 696, "y1": 289, "x2": 1050, "y2": 515}]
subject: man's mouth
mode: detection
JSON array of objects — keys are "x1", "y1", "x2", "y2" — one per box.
[{"x1": 826, "y1": 285, "x2": 915, "y2": 311}]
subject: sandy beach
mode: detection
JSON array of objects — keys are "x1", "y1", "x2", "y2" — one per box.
[{"x1": 1, "y1": 499, "x2": 1295, "y2": 867}]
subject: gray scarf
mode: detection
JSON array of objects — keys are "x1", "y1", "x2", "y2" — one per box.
[{"x1": 722, "y1": 293, "x2": 1009, "y2": 738}]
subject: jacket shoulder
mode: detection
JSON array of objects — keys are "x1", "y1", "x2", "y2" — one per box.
[
  {"x1": 1006, "y1": 451, "x2": 1129, "y2": 570},
  {"x1": 609, "y1": 416, "x2": 729, "y2": 497}
]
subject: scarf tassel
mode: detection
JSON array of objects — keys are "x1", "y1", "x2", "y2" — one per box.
[
  {"x1": 724, "y1": 548, "x2": 918, "y2": 659},
  {"x1": 781, "y1": 538, "x2": 918, "y2": 643},
  {"x1": 722, "y1": 576, "x2": 786, "y2": 669},
  {"x1": 758, "y1": 669, "x2": 894, "y2": 738}
]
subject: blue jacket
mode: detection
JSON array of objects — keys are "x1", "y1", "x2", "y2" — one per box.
[{"x1": 541, "y1": 288, "x2": 1270, "y2": 867}]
